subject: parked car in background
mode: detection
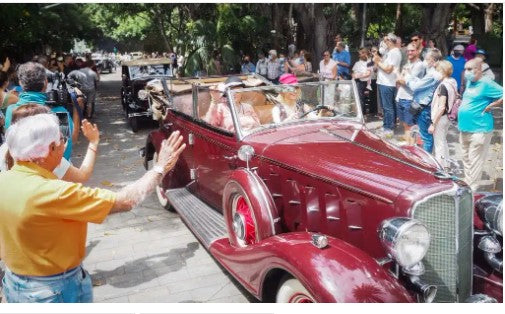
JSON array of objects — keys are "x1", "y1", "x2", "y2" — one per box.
[
  {"x1": 131, "y1": 51, "x2": 143, "y2": 60},
  {"x1": 142, "y1": 77, "x2": 502, "y2": 303},
  {"x1": 120, "y1": 58, "x2": 174, "y2": 132},
  {"x1": 92, "y1": 54, "x2": 116, "y2": 74}
]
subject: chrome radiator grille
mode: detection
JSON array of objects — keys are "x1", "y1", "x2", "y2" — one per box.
[{"x1": 412, "y1": 188, "x2": 473, "y2": 302}]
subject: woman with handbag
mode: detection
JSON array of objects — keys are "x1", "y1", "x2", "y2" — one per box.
[{"x1": 428, "y1": 61, "x2": 458, "y2": 169}]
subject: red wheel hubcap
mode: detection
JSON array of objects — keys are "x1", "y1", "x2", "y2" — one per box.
[{"x1": 235, "y1": 196, "x2": 256, "y2": 245}]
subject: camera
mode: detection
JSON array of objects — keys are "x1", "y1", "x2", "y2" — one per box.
[{"x1": 45, "y1": 72, "x2": 81, "y2": 109}]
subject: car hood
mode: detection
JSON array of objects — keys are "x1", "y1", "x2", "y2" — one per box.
[{"x1": 247, "y1": 121, "x2": 450, "y2": 202}]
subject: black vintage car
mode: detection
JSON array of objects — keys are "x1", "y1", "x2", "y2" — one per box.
[
  {"x1": 120, "y1": 58, "x2": 175, "y2": 132},
  {"x1": 92, "y1": 53, "x2": 116, "y2": 74}
]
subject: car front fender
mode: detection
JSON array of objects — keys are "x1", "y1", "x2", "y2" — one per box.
[{"x1": 210, "y1": 232, "x2": 414, "y2": 303}]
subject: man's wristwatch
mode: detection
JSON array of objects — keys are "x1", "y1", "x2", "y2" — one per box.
[{"x1": 152, "y1": 165, "x2": 165, "y2": 176}]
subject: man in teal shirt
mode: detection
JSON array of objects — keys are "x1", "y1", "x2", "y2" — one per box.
[
  {"x1": 4, "y1": 62, "x2": 74, "y2": 160},
  {"x1": 458, "y1": 58, "x2": 502, "y2": 191}
]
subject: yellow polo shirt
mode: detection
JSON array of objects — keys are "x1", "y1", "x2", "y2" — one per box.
[{"x1": 0, "y1": 161, "x2": 116, "y2": 276}]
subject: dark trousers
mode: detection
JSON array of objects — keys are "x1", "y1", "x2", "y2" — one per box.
[
  {"x1": 369, "y1": 79, "x2": 378, "y2": 115},
  {"x1": 355, "y1": 80, "x2": 368, "y2": 114}
]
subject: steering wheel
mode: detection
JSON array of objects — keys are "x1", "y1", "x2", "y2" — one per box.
[{"x1": 299, "y1": 104, "x2": 339, "y2": 118}]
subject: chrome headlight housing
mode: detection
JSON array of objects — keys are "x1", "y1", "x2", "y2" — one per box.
[
  {"x1": 477, "y1": 194, "x2": 503, "y2": 236},
  {"x1": 379, "y1": 218, "x2": 431, "y2": 267}
]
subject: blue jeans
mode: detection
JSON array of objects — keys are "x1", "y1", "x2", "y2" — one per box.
[
  {"x1": 417, "y1": 105, "x2": 433, "y2": 153},
  {"x1": 378, "y1": 84, "x2": 397, "y2": 130},
  {"x1": 397, "y1": 98, "x2": 416, "y2": 126},
  {"x1": 2, "y1": 265, "x2": 93, "y2": 303}
]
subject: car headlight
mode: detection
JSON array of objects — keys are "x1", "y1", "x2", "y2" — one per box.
[
  {"x1": 477, "y1": 194, "x2": 503, "y2": 236},
  {"x1": 379, "y1": 218, "x2": 431, "y2": 267}
]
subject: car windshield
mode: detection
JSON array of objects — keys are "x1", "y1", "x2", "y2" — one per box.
[
  {"x1": 228, "y1": 80, "x2": 362, "y2": 137},
  {"x1": 129, "y1": 64, "x2": 172, "y2": 79}
]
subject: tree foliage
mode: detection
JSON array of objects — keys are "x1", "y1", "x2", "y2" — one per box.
[
  {"x1": 0, "y1": 3, "x2": 100, "y2": 61},
  {"x1": 1, "y1": 3, "x2": 502, "y2": 69}
]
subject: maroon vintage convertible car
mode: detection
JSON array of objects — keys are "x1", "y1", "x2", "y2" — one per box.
[{"x1": 142, "y1": 76, "x2": 502, "y2": 303}]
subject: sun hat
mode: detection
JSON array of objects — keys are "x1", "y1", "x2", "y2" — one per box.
[{"x1": 279, "y1": 73, "x2": 298, "y2": 85}]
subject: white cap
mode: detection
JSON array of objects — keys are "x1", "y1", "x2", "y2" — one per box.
[
  {"x1": 453, "y1": 44, "x2": 464, "y2": 51},
  {"x1": 269, "y1": 49, "x2": 277, "y2": 57}
]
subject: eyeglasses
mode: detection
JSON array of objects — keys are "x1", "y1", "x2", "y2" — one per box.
[{"x1": 59, "y1": 134, "x2": 68, "y2": 145}]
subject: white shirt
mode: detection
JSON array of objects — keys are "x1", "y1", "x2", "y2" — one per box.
[
  {"x1": 319, "y1": 59, "x2": 337, "y2": 80},
  {"x1": 352, "y1": 60, "x2": 371, "y2": 82},
  {"x1": 377, "y1": 47, "x2": 402, "y2": 87},
  {"x1": 482, "y1": 62, "x2": 495, "y2": 80}
]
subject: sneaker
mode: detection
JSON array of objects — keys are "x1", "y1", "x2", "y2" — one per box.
[{"x1": 383, "y1": 129, "x2": 394, "y2": 139}]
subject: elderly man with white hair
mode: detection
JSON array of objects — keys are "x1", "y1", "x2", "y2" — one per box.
[
  {"x1": 0, "y1": 114, "x2": 185, "y2": 302},
  {"x1": 458, "y1": 58, "x2": 502, "y2": 191}
]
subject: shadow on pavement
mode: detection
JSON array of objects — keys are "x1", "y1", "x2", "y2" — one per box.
[{"x1": 92, "y1": 242, "x2": 199, "y2": 288}]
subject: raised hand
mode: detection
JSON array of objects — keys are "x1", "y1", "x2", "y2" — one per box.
[
  {"x1": 156, "y1": 130, "x2": 186, "y2": 174},
  {"x1": 81, "y1": 119, "x2": 99, "y2": 145}
]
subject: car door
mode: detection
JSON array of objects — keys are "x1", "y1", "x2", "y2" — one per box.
[{"x1": 189, "y1": 85, "x2": 240, "y2": 211}]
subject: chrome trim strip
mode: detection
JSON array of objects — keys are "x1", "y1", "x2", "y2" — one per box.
[
  {"x1": 327, "y1": 216, "x2": 340, "y2": 221},
  {"x1": 348, "y1": 225, "x2": 363, "y2": 230}
]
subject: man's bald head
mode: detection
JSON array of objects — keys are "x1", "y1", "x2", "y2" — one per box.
[{"x1": 465, "y1": 58, "x2": 483, "y2": 82}]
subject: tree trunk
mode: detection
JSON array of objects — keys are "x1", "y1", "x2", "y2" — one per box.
[
  {"x1": 361, "y1": 4, "x2": 367, "y2": 48},
  {"x1": 468, "y1": 4, "x2": 485, "y2": 37},
  {"x1": 313, "y1": 3, "x2": 328, "y2": 68},
  {"x1": 271, "y1": 4, "x2": 283, "y2": 51},
  {"x1": 484, "y1": 3, "x2": 495, "y2": 33},
  {"x1": 421, "y1": 3, "x2": 455, "y2": 55},
  {"x1": 293, "y1": 4, "x2": 315, "y2": 60},
  {"x1": 394, "y1": 3, "x2": 403, "y2": 36}
]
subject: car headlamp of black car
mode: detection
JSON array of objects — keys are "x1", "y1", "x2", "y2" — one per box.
[{"x1": 477, "y1": 194, "x2": 503, "y2": 236}]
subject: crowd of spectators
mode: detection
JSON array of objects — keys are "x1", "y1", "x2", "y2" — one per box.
[{"x1": 239, "y1": 32, "x2": 502, "y2": 192}]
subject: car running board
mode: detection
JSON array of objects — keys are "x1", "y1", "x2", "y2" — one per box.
[{"x1": 165, "y1": 188, "x2": 227, "y2": 249}]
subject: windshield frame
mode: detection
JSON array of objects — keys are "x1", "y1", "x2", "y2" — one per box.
[
  {"x1": 228, "y1": 79, "x2": 364, "y2": 141},
  {"x1": 128, "y1": 64, "x2": 173, "y2": 79}
]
